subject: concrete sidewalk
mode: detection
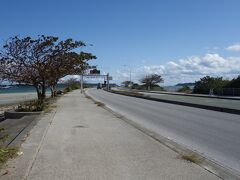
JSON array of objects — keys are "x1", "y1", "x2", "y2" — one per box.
[{"x1": 1, "y1": 90, "x2": 219, "y2": 180}]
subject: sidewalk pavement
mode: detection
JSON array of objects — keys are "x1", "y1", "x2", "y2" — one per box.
[{"x1": 1, "y1": 90, "x2": 219, "y2": 180}]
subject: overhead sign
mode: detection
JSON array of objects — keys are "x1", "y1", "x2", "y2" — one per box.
[
  {"x1": 85, "y1": 75, "x2": 102, "y2": 78},
  {"x1": 90, "y1": 69, "x2": 100, "y2": 75}
]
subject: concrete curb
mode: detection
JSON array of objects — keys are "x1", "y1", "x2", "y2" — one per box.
[
  {"x1": 108, "y1": 90, "x2": 240, "y2": 115},
  {"x1": 4, "y1": 110, "x2": 41, "y2": 119},
  {"x1": 134, "y1": 90, "x2": 240, "y2": 101},
  {"x1": 85, "y1": 90, "x2": 240, "y2": 180}
]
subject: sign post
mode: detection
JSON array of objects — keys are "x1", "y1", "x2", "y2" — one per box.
[
  {"x1": 79, "y1": 68, "x2": 112, "y2": 93},
  {"x1": 107, "y1": 73, "x2": 109, "y2": 91},
  {"x1": 81, "y1": 75, "x2": 83, "y2": 93}
]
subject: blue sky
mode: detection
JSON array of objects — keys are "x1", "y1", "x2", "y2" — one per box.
[{"x1": 1, "y1": 0, "x2": 240, "y2": 85}]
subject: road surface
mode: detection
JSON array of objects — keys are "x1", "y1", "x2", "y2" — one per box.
[{"x1": 87, "y1": 89, "x2": 240, "y2": 175}]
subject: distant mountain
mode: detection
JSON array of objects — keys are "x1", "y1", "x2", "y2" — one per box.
[{"x1": 175, "y1": 82, "x2": 195, "y2": 86}]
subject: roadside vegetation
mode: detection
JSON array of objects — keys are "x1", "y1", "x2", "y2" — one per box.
[
  {"x1": 0, "y1": 35, "x2": 96, "y2": 111},
  {"x1": 178, "y1": 153, "x2": 203, "y2": 164},
  {"x1": 121, "y1": 74, "x2": 164, "y2": 91},
  {"x1": 0, "y1": 128, "x2": 18, "y2": 168},
  {"x1": 121, "y1": 74, "x2": 240, "y2": 96},
  {"x1": 140, "y1": 74, "x2": 164, "y2": 90},
  {"x1": 63, "y1": 78, "x2": 81, "y2": 93},
  {"x1": 177, "y1": 85, "x2": 191, "y2": 93},
  {"x1": 193, "y1": 75, "x2": 240, "y2": 95},
  {"x1": 0, "y1": 35, "x2": 96, "y2": 167}
]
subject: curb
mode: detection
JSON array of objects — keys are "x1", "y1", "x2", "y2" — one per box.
[
  {"x1": 4, "y1": 110, "x2": 41, "y2": 119},
  {"x1": 108, "y1": 90, "x2": 240, "y2": 115},
  {"x1": 134, "y1": 90, "x2": 240, "y2": 101},
  {"x1": 85, "y1": 90, "x2": 240, "y2": 180}
]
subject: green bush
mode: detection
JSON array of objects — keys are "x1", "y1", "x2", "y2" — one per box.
[
  {"x1": 177, "y1": 86, "x2": 191, "y2": 93},
  {"x1": 17, "y1": 100, "x2": 45, "y2": 112},
  {"x1": 70, "y1": 84, "x2": 80, "y2": 90},
  {"x1": 0, "y1": 128, "x2": 18, "y2": 167},
  {"x1": 225, "y1": 75, "x2": 240, "y2": 88},
  {"x1": 64, "y1": 87, "x2": 72, "y2": 93},
  {"x1": 193, "y1": 76, "x2": 229, "y2": 94}
]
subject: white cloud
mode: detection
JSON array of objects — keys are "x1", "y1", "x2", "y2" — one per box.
[
  {"x1": 226, "y1": 44, "x2": 240, "y2": 52},
  {"x1": 205, "y1": 47, "x2": 219, "y2": 53},
  {"x1": 113, "y1": 53, "x2": 240, "y2": 85}
]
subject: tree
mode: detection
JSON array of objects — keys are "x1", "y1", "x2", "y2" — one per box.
[
  {"x1": 121, "y1": 81, "x2": 133, "y2": 88},
  {"x1": 177, "y1": 85, "x2": 191, "y2": 93},
  {"x1": 131, "y1": 83, "x2": 140, "y2": 89},
  {"x1": 65, "y1": 77, "x2": 80, "y2": 89},
  {"x1": 193, "y1": 76, "x2": 229, "y2": 94},
  {"x1": 225, "y1": 75, "x2": 240, "y2": 88},
  {"x1": 0, "y1": 36, "x2": 54, "y2": 101},
  {"x1": 0, "y1": 35, "x2": 95, "y2": 101},
  {"x1": 47, "y1": 51, "x2": 96, "y2": 97},
  {"x1": 140, "y1": 74, "x2": 163, "y2": 90}
]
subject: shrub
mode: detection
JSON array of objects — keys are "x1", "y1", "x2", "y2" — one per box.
[
  {"x1": 64, "y1": 87, "x2": 72, "y2": 93},
  {"x1": 0, "y1": 128, "x2": 18, "y2": 167},
  {"x1": 17, "y1": 100, "x2": 44, "y2": 112},
  {"x1": 225, "y1": 75, "x2": 240, "y2": 88},
  {"x1": 193, "y1": 76, "x2": 229, "y2": 94},
  {"x1": 177, "y1": 86, "x2": 191, "y2": 93}
]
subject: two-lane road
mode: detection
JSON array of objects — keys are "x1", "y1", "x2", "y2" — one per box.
[{"x1": 87, "y1": 89, "x2": 240, "y2": 174}]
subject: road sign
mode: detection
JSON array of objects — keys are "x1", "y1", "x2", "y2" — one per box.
[
  {"x1": 90, "y1": 69, "x2": 100, "y2": 75},
  {"x1": 108, "y1": 76, "x2": 113, "y2": 80}
]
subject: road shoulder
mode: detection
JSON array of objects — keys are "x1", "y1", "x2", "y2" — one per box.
[
  {"x1": 1, "y1": 90, "x2": 220, "y2": 180},
  {"x1": 0, "y1": 108, "x2": 56, "y2": 179}
]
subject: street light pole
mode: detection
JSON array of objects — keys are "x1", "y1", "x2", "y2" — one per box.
[{"x1": 129, "y1": 68, "x2": 132, "y2": 82}]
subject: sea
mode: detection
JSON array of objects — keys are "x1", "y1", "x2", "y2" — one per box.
[{"x1": 0, "y1": 84, "x2": 67, "y2": 94}]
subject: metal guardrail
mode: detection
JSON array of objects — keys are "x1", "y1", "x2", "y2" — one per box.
[{"x1": 216, "y1": 88, "x2": 240, "y2": 96}]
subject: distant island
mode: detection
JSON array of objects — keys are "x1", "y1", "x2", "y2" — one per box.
[{"x1": 175, "y1": 82, "x2": 195, "y2": 86}]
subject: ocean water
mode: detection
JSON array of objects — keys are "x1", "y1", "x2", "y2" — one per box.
[{"x1": 0, "y1": 84, "x2": 67, "y2": 94}]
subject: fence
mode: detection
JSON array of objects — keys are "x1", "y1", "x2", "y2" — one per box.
[{"x1": 215, "y1": 88, "x2": 240, "y2": 96}]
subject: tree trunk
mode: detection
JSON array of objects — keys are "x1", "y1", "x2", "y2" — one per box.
[
  {"x1": 50, "y1": 86, "x2": 54, "y2": 98},
  {"x1": 148, "y1": 85, "x2": 150, "y2": 91},
  {"x1": 35, "y1": 86, "x2": 41, "y2": 100},
  {"x1": 41, "y1": 85, "x2": 46, "y2": 100},
  {"x1": 50, "y1": 85, "x2": 57, "y2": 98}
]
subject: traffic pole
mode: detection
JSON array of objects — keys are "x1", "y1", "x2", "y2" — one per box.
[
  {"x1": 81, "y1": 75, "x2": 83, "y2": 93},
  {"x1": 107, "y1": 73, "x2": 109, "y2": 91}
]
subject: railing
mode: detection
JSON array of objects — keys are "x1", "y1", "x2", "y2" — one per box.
[{"x1": 215, "y1": 88, "x2": 240, "y2": 96}]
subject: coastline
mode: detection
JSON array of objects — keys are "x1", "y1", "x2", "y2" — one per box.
[{"x1": 0, "y1": 92, "x2": 51, "y2": 111}]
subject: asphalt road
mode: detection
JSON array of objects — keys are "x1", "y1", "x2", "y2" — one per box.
[{"x1": 87, "y1": 89, "x2": 240, "y2": 174}]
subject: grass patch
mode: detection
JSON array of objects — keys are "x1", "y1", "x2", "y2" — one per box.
[
  {"x1": 63, "y1": 87, "x2": 72, "y2": 93},
  {"x1": 44, "y1": 104, "x2": 57, "y2": 113},
  {"x1": 0, "y1": 128, "x2": 19, "y2": 168},
  {"x1": 94, "y1": 101, "x2": 105, "y2": 107},
  {"x1": 178, "y1": 153, "x2": 202, "y2": 164},
  {"x1": 85, "y1": 95, "x2": 92, "y2": 100},
  {"x1": 17, "y1": 96, "x2": 58, "y2": 113},
  {"x1": 0, "y1": 147, "x2": 18, "y2": 167},
  {"x1": 111, "y1": 90, "x2": 144, "y2": 97},
  {"x1": 17, "y1": 100, "x2": 44, "y2": 112}
]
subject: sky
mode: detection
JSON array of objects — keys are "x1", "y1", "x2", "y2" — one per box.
[{"x1": 1, "y1": 0, "x2": 240, "y2": 85}]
